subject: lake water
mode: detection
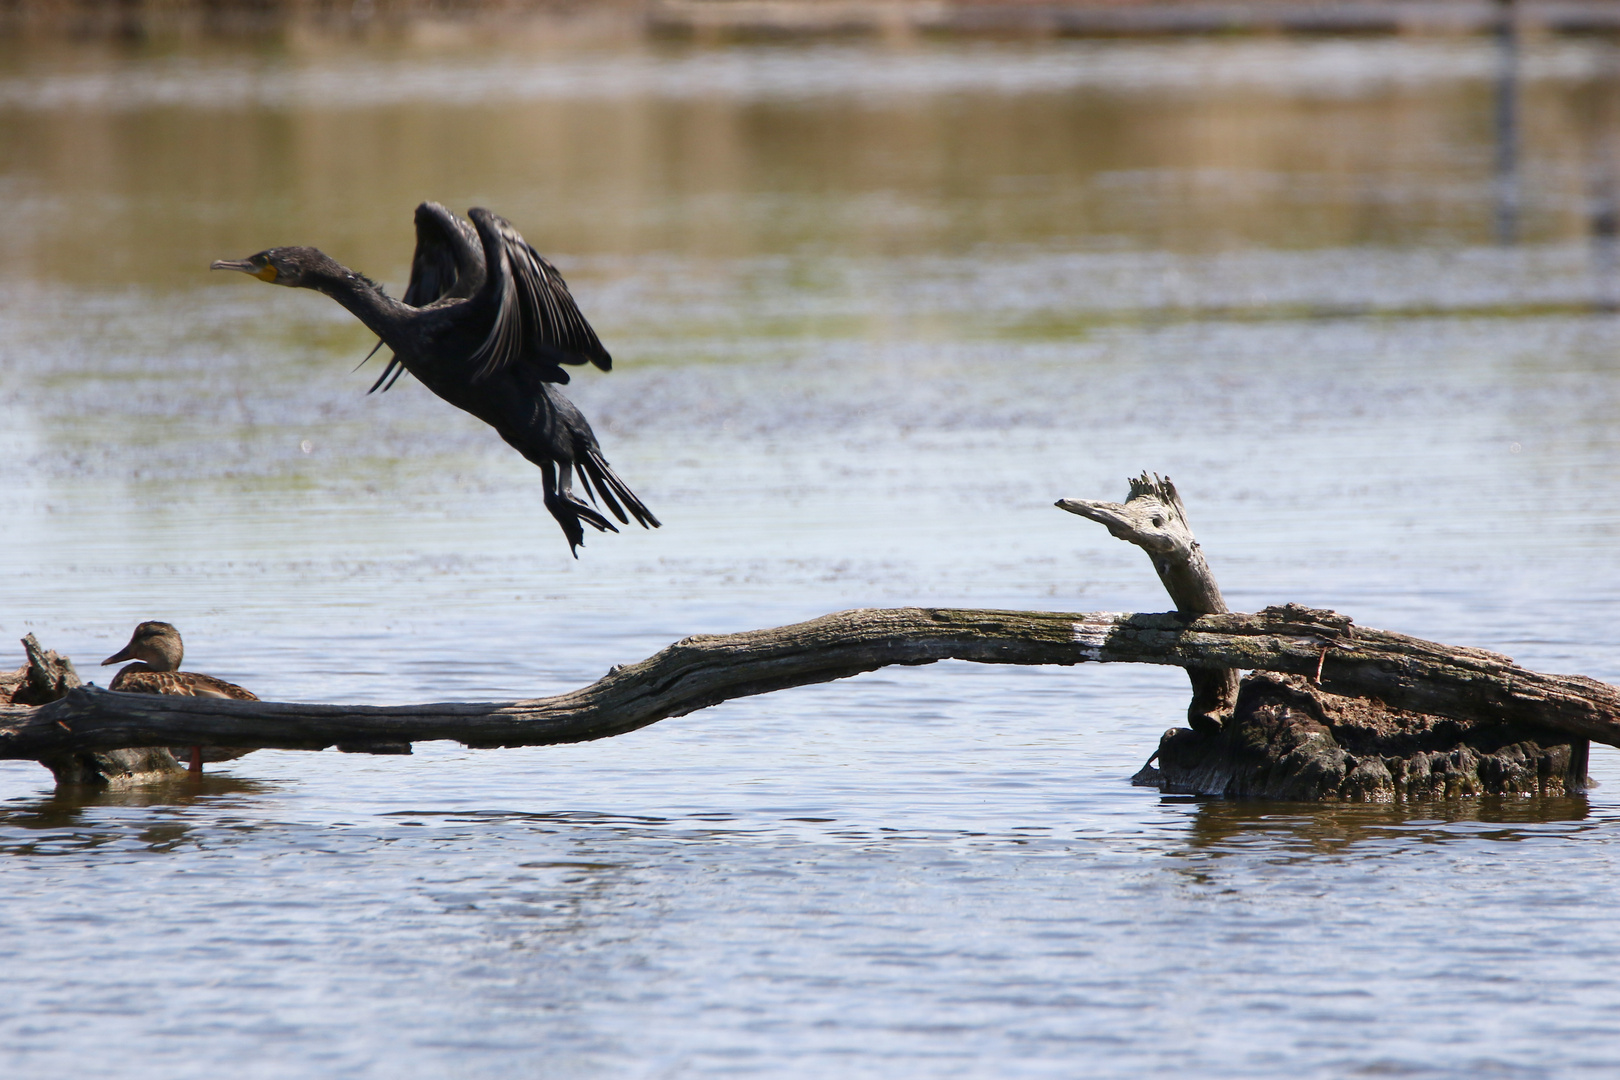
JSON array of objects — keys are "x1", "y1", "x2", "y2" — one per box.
[{"x1": 4, "y1": 28, "x2": 1620, "y2": 1078}]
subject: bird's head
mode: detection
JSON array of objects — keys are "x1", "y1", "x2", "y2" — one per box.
[
  {"x1": 103, "y1": 620, "x2": 184, "y2": 672},
  {"x1": 210, "y1": 246, "x2": 335, "y2": 289}
]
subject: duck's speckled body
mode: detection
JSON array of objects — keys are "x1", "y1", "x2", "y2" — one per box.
[
  {"x1": 102, "y1": 621, "x2": 257, "y2": 772},
  {"x1": 109, "y1": 666, "x2": 257, "y2": 701}
]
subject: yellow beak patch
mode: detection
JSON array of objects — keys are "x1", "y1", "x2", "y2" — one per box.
[{"x1": 255, "y1": 264, "x2": 278, "y2": 282}]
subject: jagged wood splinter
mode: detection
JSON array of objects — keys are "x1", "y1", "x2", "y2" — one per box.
[{"x1": 1058, "y1": 472, "x2": 1240, "y2": 733}]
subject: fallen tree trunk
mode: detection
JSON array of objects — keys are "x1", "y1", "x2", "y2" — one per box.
[{"x1": 3, "y1": 603, "x2": 1618, "y2": 764}]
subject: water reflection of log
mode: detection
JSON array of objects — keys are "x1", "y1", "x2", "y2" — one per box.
[
  {"x1": 1181, "y1": 796, "x2": 1591, "y2": 855},
  {"x1": 0, "y1": 776, "x2": 276, "y2": 854}
]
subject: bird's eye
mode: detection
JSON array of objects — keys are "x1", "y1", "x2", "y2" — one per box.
[{"x1": 1151, "y1": 515, "x2": 1165, "y2": 528}]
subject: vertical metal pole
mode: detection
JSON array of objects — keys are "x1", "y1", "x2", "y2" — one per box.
[
  {"x1": 1587, "y1": 50, "x2": 1620, "y2": 312},
  {"x1": 1494, "y1": 0, "x2": 1520, "y2": 245}
]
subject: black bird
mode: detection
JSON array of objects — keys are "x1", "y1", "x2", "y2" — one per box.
[{"x1": 212, "y1": 204, "x2": 658, "y2": 555}]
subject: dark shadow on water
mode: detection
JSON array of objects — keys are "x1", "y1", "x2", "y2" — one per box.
[
  {"x1": 0, "y1": 775, "x2": 283, "y2": 855},
  {"x1": 1177, "y1": 795, "x2": 1598, "y2": 857}
]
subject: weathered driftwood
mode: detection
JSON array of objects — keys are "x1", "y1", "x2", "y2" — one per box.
[
  {"x1": 2, "y1": 634, "x2": 185, "y2": 787},
  {"x1": 4, "y1": 474, "x2": 1614, "y2": 798},
  {"x1": 14, "y1": 633, "x2": 83, "y2": 706},
  {"x1": 1057, "y1": 473, "x2": 1240, "y2": 733},
  {"x1": 2, "y1": 605, "x2": 1619, "y2": 772}
]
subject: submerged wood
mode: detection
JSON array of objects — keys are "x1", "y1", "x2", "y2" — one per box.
[
  {"x1": 2, "y1": 605, "x2": 1619, "y2": 765},
  {"x1": 1058, "y1": 472, "x2": 1240, "y2": 733},
  {"x1": 2, "y1": 635, "x2": 185, "y2": 787},
  {"x1": 1146, "y1": 673, "x2": 1589, "y2": 801}
]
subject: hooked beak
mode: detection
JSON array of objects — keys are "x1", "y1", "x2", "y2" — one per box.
[
  {"x1": 211, "y1": 258, "x2": 277, "y2": 282},
  {"x1": 102, "y1": 641, "x2": 137, "y2": 666}
]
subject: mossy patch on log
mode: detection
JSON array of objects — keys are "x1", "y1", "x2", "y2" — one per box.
[{"x1": 1140, "y1": 673, "x2": 1590, "y2": 801}]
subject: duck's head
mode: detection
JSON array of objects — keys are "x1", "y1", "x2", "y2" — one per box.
[
  {"x1": 211, "y1": 246, "x2": 338, "y2": 289},
  {"x1": 103, "y1": 621, "x2": 183, "y2": 672}
]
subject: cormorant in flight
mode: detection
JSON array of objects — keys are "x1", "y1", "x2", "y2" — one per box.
[{"x1": 213, "y1": 204, "x2": 658, "y2": 555}]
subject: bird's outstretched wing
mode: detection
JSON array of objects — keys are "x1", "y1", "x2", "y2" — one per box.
[
  {"x1": 368, "y1": 202, "x2": 487, "y2": 393},
  {"x1": 467, "y1": 207, "x2": 612, "y2": 384},
  {"x1": 405, "y1": 202, "x2": 483, "y2": 307}
]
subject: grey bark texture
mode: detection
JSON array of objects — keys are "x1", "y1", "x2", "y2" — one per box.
[
  {"x1": 3, "y1": 605, "x2": 1619, "y2": 770},
  {"x1": 1057, "y1": 472, "x2": 1241, "y2": 733}
]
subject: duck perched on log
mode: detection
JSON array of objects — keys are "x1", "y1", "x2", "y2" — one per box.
[
  {"x1": 211, "y1": 203, "x2": 659, "y2": 556},
  {"x1": 103, "y1": 621, "x2": 257, "y2": 775}
]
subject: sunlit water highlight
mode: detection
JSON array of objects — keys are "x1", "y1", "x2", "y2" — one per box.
[{"x1": 3, "y1": 33, "x2": 1620, "y2": 1079}]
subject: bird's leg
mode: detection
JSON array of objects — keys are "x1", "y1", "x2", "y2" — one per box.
[
  {"x1": 559, "y1": 460, "x2": 616, "y2": 535},
  {"x1": 539, "y1": 461, "x2": 585, "y2": 556},
  {"x1": 189, "y1": 746, "x2": 203, "y2": 776},
  {"x1": 539, "y1": 459, "x2": 616, "y2": 557}
]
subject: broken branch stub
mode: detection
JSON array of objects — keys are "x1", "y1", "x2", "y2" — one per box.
[
  {"x1": 1057, "y1": 473, "x2": 1240, "y2": 732},
  {"x1": 5, "y1": 634, "x2": 185, "y2": 787}
]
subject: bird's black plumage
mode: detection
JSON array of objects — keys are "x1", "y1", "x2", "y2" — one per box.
[
  {"x1": 213, "y1": 205, "x2": 657, "y2": 555},
  {"x1": 360, "y1": 202, "x2": 484, "y2": 393}
]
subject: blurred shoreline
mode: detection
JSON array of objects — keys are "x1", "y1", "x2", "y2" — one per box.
[{"x1": 3, "y1": 0, "x2": 1617, "y2": 43}]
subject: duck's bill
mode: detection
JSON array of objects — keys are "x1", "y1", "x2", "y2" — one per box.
[{"x1": 101, "y1": 643, "x2": 137, "y2": 666}]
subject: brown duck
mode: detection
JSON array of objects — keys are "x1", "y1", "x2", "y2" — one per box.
[{"x1": 102, "y1": 621, "x2": 257, "y2": 775}]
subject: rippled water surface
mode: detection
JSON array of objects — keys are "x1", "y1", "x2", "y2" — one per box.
[{"x1": 4, "y1": 30, "x2": 1620, "y2": 1078}]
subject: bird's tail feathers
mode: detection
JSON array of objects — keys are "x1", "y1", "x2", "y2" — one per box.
[{"x1": 576, "y1": 445, "x2": 660, "y2": 531}]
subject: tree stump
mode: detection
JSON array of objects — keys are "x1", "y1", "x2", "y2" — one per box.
[
  {"x1": 1138, "y1": 673, "x2": 1588, "y2": 800},
  {"x1": 1059, "y1": 475, "x2": 1591, "y2": 800}
]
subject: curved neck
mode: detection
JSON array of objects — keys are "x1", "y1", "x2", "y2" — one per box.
[{"x1": 310, "y1": 265, "x2": 413, "y2": 345}]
